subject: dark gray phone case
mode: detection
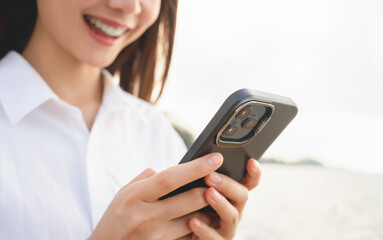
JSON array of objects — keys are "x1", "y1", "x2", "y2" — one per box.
[{"x1": 162, "y1": 88, "x2": 298, "y2": 198}]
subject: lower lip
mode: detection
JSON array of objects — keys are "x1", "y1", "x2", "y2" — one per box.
[{"x1": 84, "y1": 17, "x2": 122, "y2": 46}]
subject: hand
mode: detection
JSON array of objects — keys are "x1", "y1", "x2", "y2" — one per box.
[
  {"x1": 188, "y1": 158, "x2": 262, "y2": 240},
  {"x1": 88, "y1": 153, "x2": 223, "y2": 240}
]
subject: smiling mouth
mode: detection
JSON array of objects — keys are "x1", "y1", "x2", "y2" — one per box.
[{"x1": 84, "y1": 15, "x2": 129, "y2": 38}]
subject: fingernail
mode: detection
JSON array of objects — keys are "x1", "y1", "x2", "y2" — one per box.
[
  {"x1": 211, "y1": 188, "x2": 222, "y2": 203},
  {"x1": 253, "y1": 159, "x2": 261, "y2": 171},
  {"x1": 193, "y1": 218, "x2": 202, "y2": 230},
  {"x1": 208, "y1": 153, "x2": 222, "y2": 166},
  {"x1": 249, "y1": 158, "x2": 256, "y2": 168},
  {"x1": 209, "y1": 172, "x2": 222, "y2": 185}
]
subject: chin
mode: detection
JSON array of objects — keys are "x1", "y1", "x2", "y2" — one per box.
[{"x1": 74, "y1": 48, "x2": 120, "y2": 68}]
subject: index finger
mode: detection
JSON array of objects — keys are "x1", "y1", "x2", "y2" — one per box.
[
  {"x1": 118, "y1": 168, "x2": 158, "y2": 194},
  {"x1": 129, "y1": 168, "x2": 158, "y2": 184},
  {"x1": 141, "y1": 153, "x2": 223, "y2": 202}
]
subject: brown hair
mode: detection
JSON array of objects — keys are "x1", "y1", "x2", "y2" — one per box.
[{"x1": 0, "y1": 0, "x2": 178, "y2": 104}]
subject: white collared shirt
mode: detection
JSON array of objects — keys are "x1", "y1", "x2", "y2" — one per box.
[{"x1": 0, "y1": 51, "x2": 187, "y2": 240}]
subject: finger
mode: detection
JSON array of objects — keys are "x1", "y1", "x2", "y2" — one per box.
[
  {"x1": 177, "y1": 233, "x2": 193, "y2": 240},
  {"x1": 205, "y1": 187, "x2": 239, "y2": 238},
  {"x1": 191, "y1": 234, "x2": 198, "y2": 240},
  {"x1": 141, "y1": 153, "x2": 223, "y2": 201},
  {"x1": 129, "y1": 168, "x2": 157, "y2": 184},
  {"x1": 167, "y1": 212, "x2": 213, "y2": 239},
  {"x1": 118, "y1": 168, "x2": 157, "y2": 193},
  {"x1": 241, "y1": 158, "x2": 262, "y2": 190},
  {"x1": 158, "y1": 187, "x2": 209, "y2": 219},
  {"x1": 177, "y1": 233, "x2": 200, "y2": 240},
  {"x1": 189, "y1": 217, "x2": 223, "y2": 240},
  {"x1": 204, "y1": 172, "x2": 249, "y2": 212}
]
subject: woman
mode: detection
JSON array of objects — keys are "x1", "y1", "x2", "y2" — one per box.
[{"x1": 0, "y1": 0, "x2": 262, "y2": 239}]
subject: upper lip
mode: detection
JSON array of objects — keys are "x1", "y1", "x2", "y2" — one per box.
[{"x1": 85, "y1": 14, "x2": 130, "y2": 29}]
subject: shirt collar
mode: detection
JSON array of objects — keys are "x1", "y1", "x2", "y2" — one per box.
[
  {"x1": 0, "y1": 50, "x2": 148, "y2": 125},
  {"x1": 0, "y1": 51, "x2": 59, "y2": 124},
  {"x1": 99, "y1": 69, "x2": 150, "y2": 125}
]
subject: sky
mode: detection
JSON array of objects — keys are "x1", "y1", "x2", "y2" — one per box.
[{"x1": 158, "y1": 0, "x2": 383, "y2": 174}]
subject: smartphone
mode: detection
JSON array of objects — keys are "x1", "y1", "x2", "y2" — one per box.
[{"x1": 162, "y1": 88, "x2": 298, "y2": 199}]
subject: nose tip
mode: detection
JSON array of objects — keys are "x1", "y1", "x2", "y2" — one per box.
[{"x1": 108, "y1": 0, "x2": 142, "y2": 14}]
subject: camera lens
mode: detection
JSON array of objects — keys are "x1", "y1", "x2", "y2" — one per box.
[
  {"x1": 237, "y1": 107, "x2": 252, "y2": 120},
  {"x1": 222, "y1": 124, "x2": 238, "y2": 137},
  {"x1": 242, "y1": 117, "x2": 258, "y2": 129}
]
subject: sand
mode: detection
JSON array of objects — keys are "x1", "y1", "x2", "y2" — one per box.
[{"x1": 236, "y1": 165, "x2": 383, "y2": 240}]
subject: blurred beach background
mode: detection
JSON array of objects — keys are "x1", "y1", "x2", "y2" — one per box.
[{"x1": 157, "y1": 0, "x2": 383, "y2": 239}]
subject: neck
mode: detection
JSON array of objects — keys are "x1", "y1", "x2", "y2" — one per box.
[{"x1": 22, "y1": 17, "x2": 104, "y2": 130}]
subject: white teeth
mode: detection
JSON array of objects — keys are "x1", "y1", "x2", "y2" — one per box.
[{"x1": 86, "y1": 16, "x2": 127, "y2": 37}]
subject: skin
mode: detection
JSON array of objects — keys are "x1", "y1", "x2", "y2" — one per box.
[
  {"x1": 23, "y1": 0, "x2": 160, "y2": 129},
  {"x1": 89, "y1": 154, "x2": 262, "y2": 240},
  {"x1": 21, "y1": 0, "x2": 263, "y2": 239},
  {"x1": 189, "y1": 158, "x2": 262, "y2": 240}
]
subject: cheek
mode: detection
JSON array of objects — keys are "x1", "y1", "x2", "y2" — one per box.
[
  {"x1": 36, "y1": 0, "x2": 75, "y2": 31},
  {"x1": 34, "y1": 0, "x2": 162, "y2": 67},
  {"x1": 36, "y1": 0, "x2": 96, "y2": 26},
  {"x1": 35, "y1": 0, "x2": 116, "y2": 66},
  {"x1": 35, "y1": 0, "x2": 85, "y2": 52},
  {"x1": 120, "y1": 0, "x2": 161, "y2": 46},
  {"x1": 143, "y1": 0, "x2": 162, "y2": 27}
]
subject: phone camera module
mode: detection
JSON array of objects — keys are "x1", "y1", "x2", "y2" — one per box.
[
  {"x1": 237, "y1": 107, "x2": 252, "y2": 119},
  {"x1": 242, "y1": 116, "x2": 258, "y2": 129},
  {"x1": 216, "y1": 100, "x2": 275, "y2": 148},
  {"x1": 222, "y1": 123, "x2": 238, "y2": 137}
]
